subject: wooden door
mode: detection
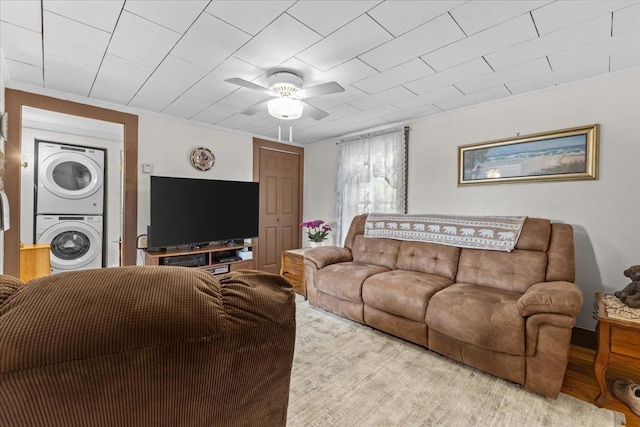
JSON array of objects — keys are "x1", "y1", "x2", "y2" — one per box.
[{"x1": 254, "y1": 139, "x2": 303, "y2": 274}]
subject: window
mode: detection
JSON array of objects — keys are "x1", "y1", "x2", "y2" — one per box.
[{"x1": 335, "y1": 128, "x2": 408, "y2": 245}]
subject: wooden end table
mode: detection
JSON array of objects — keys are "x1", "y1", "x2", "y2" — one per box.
[
  {"x1": 280, "y1": 248, "x2": 308, "y2": 299},
  {"x1": 593, "y1": 292, "x2": 640, "y2": 407}
]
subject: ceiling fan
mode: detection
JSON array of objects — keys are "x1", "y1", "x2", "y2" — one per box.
[{"x1": 225, "y1": 71, "x2": 345, "y2": 121}]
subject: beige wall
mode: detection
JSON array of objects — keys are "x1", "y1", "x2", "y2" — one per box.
[{"x1": 303, "y1": 69, "x2": 640, "y2": 330}]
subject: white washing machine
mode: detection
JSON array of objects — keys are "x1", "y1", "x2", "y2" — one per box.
[
  {"x1": 36, "y1": 141, "x2": 105, "y2": 215},
  {"x1": 36, "y1": 215, "x2": 103, "y2": 274}
]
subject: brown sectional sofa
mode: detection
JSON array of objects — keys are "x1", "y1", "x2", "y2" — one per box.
[
  {"x1": 0, "y1": 266, "x2": 296, "y2": 427},
  {"x1": 303, "y1": 213, "x2": 583, "y2": 398}
]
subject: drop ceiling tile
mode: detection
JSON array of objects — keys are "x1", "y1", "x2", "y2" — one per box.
[
  {"x1": 177, "y1": 57, "x2": 265, "y2": 109},
  {"x1": 266, "y1": 57, "x2": 323, "y2": 84},
  {"x1": 124, "y1": 0, "x2": 208, "y2": 34},
  {"x1": 43, "y1": 11, "x2": 110, "y2": 69},
  {"x1": 532, "y1": 0, "x2": 635, "y2": 36},
  {"x1": 161, "y1": 101, "x2": 203, "y2": 120},
  {"x1": 205, "y1": 1, "x2": 293, "y2": 36},
  {"x1": 368, "y1": 0, "x2": 465, "y2": 36},
  {"x1": 392, "y1": 85, "x2": 463, "y2": 110},
  {"x1": 107, "y1": 11, "x2": 181, "y2": 68},
  {"x1": 219, "y1": 88, "x2": 271, "y2": 110},
  {"x1": 383, "y1": 104, "x2": 441, "y2": 123},
  {"x1": 305, "y1": 59, "x2": 377, "y2": 87},
  {"x1": 353, "y1": 59, "x2": 434, "y2": 94},
  {"x1": 288, "y1": 1, "x2": 378, "y2": 36},
  {"x1": 348, "y1": 86, "x2": 414, "y2": 110},
  {"x1": 451, "y1": 1, "x2": 551, "y2": 36},
  {"x1": 435, "y1": 84, "x2": 511, "y2": 111},
  {"x1": 296, "y1": 15, "x2": 392, "y2": 72},
  {"x1": 507, "y1": 57, "x2": 610, "y2": 94},
  {"x1": 170, "y1": 12, "x2": 251, "y2": 69},
  {"x1": 345, "y1": 104, "x2": 401, "y2": 123},
  {"x1": 128, "y1": 82, "x2": 181, "y2": 112},
  {"x1": 485, "y1": 14, "x2": 612, "y2": 71},
  {"x1": 233, "y1": 13, "x2": 322, "y2": 70},
  {"x1": 44, "y1": 54, "x2": 97, "y2": 96},
  {"x1": 145, "y1": 55, "x2": 209, "y2": 93},
  {"x1": 304, "y1": 86, "x2": 369, "y2": 110},
  {"x1": 0, "y1": 0, "x2": 41, "y2": 32},
  {"x1": 0, "y1": 21, "x2": 43, "y2": 66},
  {"x1": 548, "y1": 29, "x2": 640, "y2": 70},
  {"x1": 457, "y1": 57, "x2": 551, "y2": 94},
  {"x1": 613, "y1": 2, "x2": 640, "y2": 35},
  {"x1": 43, "y1": 0, "x2": 122, "y2": 32},
  {"x1": 5, "y1": 59, "x2": 43, "y2": 86},
  {"x1": 191, "y1": 104, "x2": 236, "y2": 125},
  {"x1": 215, "y1": 113, "x2": 262, "y2": 130},
  {"x1": 323, "y1": 103, "x2": 362, "y2": 118},
  {"x1": 90, "y1": 54, "x2": 153, "y2": 104},
  {"x1": 610, "y1": 47, "x2": 640, "y2": 71},
  {"x1": 359, "y1": 14, "x2": 465, "y2": 72},
  {"x1": 404, "y1": 58, "x2": 493, "y2": 94},
  {"x1": 422, "y1": 14, "x2": 538, "y2": 72}
]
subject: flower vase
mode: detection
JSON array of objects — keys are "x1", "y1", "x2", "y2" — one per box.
[{"x1": 309, "y1": 241, "x2": 324, "y2": 248}]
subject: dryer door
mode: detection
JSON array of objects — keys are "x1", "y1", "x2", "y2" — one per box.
[
  {"x1": 39, "y1": 152, "x2": 103, "y2": 200},
  {"x1": 38, "y1": 220, "x2": 101, "y2": 271}
]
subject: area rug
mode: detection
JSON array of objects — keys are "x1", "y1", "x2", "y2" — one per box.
[{"x1": 287, "y1": 298, "x2": 626, "y2": 427}]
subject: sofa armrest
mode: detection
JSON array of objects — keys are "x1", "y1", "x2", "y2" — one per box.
[
  {"x1": 517, "y1": 281, "x2": 583, "y2": 317},
  {"x1": 304, "y1": 246, "x2": 352, "y2": 269}
]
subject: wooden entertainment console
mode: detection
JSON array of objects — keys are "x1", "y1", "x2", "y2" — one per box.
[{"x1": 144, "y1": 240, "x2": 256, "y2": 274}]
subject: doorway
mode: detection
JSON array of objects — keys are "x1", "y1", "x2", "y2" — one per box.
[
  {"x1": 4, "y1": 89, "x2": 138, "y2": 278},
  {"x1": 253, "y1": 138, "x2": 303, "y2": 274}
]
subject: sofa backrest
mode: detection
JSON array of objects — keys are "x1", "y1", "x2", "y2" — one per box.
[
  {"x1": 456, "y1": 219, "x2": 575, "y2": 293},
  {"x1": 344, "y1": 214, "x2": 575, "y2": 291}
]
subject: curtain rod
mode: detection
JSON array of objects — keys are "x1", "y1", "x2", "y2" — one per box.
[{"x1": 337, "y1": 125, "x2": 409, "y2": 145}]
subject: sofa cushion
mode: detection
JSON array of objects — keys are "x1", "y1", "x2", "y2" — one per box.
[
  {"x1": 514, "y1": 218, "x2": 551, "y2": 251},
  {"x1": 363, "y1": 270, "x2": 453, "y2": 322},
  {"x1": 351, "y1": 235, "x2": 401, "y2": 269},
  {"x1": 456, "y1": 249, "x2": 547, "y2": 293},
  {"x1": 395, "y1": 241, "x2": 460, "y2": 280},
  {"x1": 425, "y1": 283, "x2": 525, "y2": 355},
  {"x1": 316, "y1": 262, "x2": 390, "y2": 302}
]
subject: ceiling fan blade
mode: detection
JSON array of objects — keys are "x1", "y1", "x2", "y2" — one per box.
[
  {"x1": 240, "y1": 99, "x2": 269, "y2": 115},
  {"x1": 296, "y1": 81, "x2": 345, "y2": 99},
  {"x1": 225, "y1": 78, "x2": 273, "y2": 95},
  {"x1": 302, "y1": 102, "x2": 330, "y2": 120}
]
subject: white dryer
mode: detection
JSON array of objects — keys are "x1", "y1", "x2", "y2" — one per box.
[
  {"x1": 36, "y1": 141, "x2": 105, "y2": 215},
  {"x1": 36, "y1": 215, "x2": 103, "y2": 274}
]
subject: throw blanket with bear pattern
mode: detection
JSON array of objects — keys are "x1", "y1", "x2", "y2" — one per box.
[{"x1": 364, "y1": 213, "x2": 527, "y2": 252}]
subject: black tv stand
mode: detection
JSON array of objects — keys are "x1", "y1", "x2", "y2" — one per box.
[{"x1": 224, "y1": 239, "x2": 242, "y2": 247}]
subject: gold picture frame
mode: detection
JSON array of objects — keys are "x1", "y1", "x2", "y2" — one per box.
[{"x1": 458, "y1": 124, "x2": 599, "y2": 185}]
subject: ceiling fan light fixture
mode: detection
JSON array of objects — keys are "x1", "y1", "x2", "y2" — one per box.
[{"x1": 268, "y1": 97, "x2": 303, "y2": 120}]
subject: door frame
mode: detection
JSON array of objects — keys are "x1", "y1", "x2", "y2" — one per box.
[
  {"x1": 252, "y1": 138, "x2": 304, "y2": 269},
  {"x1": 4, "y1": 89, "x2": 138, "y2": 277}
]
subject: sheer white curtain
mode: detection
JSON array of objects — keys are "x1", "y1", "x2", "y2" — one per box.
[{"x1": 335, "y1": 129, "x2": 407, "y2": 245}]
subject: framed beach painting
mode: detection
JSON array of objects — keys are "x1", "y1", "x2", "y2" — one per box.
[{"x1": 458, "y1": 124, "x2": 599, "y2": 185}]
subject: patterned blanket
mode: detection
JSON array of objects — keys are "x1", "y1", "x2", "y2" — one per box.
[{"x1": 364, "y1": 213, "x2": 527, "y2": 252}]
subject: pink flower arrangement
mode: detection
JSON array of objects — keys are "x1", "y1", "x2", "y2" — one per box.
[{"x1": 300, "y1": 220, "x2": 332, "y2": 242}]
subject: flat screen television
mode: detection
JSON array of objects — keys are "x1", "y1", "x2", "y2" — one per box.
[{"x1": 148, "y1": 176, "x2": 259, "y2": 250}]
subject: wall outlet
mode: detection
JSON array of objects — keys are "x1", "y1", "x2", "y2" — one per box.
[{"x1": 137, "y1": 235, "x2": 148, "y2": 249}]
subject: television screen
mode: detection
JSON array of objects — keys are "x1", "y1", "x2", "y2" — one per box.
[{"x1": 149, "y1": 176, "x2": 259, "y2": 249}]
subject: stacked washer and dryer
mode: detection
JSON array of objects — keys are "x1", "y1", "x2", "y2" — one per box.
[{"x1": 35, "y1": 141, "x2": 105, "y2": 274}]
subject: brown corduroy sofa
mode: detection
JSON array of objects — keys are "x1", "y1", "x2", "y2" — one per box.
[
  {"x1": 303, "y1": 213, "x2": 583, "y2": 398},
  {"x1": 0, "y1": 266, "x2": 296, "y2": 427}
]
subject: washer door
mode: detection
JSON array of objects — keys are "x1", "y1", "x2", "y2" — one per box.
[
  {"x1": 38, "y1": 221, "x2": 101, "y2": 271},
  {"x1": 39, "y1": 152, "x2": 103, "y2": 200}
]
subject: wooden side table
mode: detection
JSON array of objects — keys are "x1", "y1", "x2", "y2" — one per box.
[
  {"x1": 20, "y1": 243, "x2": 51, "y2": 282},
  {"x1": 593, "y1": 292, "x2": 640, "y2": 407},
  {"x1": 280, "y1": 248, "x2": 308, "y2": 299}
]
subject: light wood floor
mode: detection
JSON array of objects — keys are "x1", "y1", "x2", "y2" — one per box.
[{"x1": 563, "y1": 344, "x2": 640, "y2": 427}]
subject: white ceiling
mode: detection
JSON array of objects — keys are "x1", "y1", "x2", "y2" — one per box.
[{"x1": 1, "y1": 0, "x2": 639, "y2": 144}]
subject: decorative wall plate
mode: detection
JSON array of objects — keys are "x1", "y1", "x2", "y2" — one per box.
[
  {"x1": 0, "y1": 112, "x2": 8, "y2": 140},
  {"x1": 190, "y1": 147, "x2": 215, "y2": 171}
]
